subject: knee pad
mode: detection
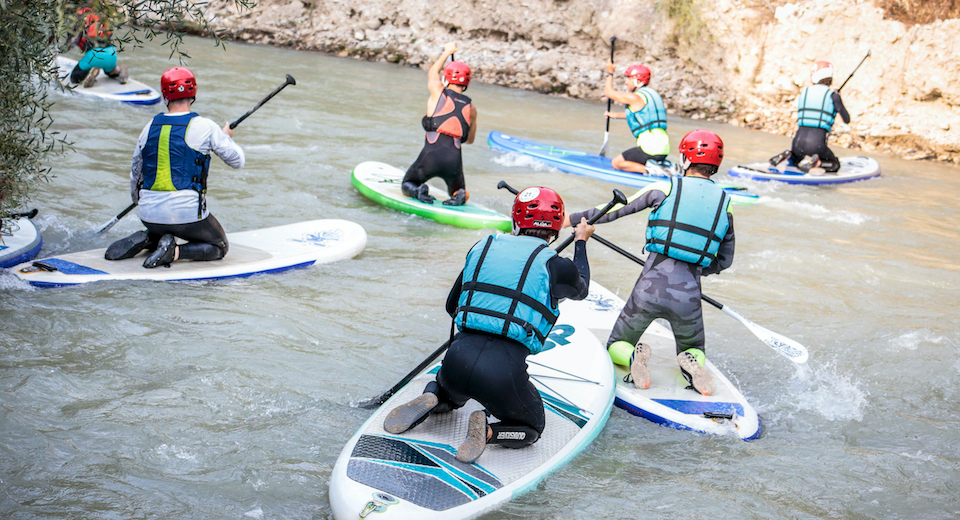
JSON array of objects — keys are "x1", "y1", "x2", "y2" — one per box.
[{"x1": 488, "y1": 423, "x2": 540, "y2": 449}]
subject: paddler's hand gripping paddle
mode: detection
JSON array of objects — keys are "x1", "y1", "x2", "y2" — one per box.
[
  {"x1": 96, "y1": 74, "x2": 297, "y2": 234},
  {"x1": 357, "y1": 186, "x2": 628, "y2": 409},
  {"x1": 497, "y1": 181, "x2": 809, "y2": 364}
]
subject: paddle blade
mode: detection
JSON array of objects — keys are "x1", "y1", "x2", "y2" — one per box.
[
  {"x1": 721, "y1": 306, "x2": 809, "y2": 363},
  {"x1": 598, "y1": 133, "x2": 610, "y2": 157},
  {"x1": 357, "y1": 393, "x2": 387, "y2": 410}
]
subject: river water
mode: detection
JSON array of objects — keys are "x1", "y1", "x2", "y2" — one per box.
[{"x1": 2, "y1": 37, "x2": 959, "y2": 519}]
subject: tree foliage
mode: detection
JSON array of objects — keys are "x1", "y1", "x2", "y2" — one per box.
[{"x1": 0, "y1": 0, "x2": 253, "y2": 230}]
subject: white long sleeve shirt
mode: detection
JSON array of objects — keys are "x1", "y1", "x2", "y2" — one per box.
[{"x1": 130, "y1": 112, "x2": 244, "y2": 225}]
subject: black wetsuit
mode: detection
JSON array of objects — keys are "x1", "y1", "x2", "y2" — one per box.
[
  {"x1": 142, "y1": 214, "x2": 229, "y2": 261},
  {"x1": 401, "y1": 89, "x2": 472, "y2": 199},
  {"x1": 426, "y1": 239, "x2": 590, "y2": 448},
  {"x1": 790, "y1": 91, "x2": 851, "y2": 172}
]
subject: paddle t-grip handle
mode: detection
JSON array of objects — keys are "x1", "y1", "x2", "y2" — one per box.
[{"x1": 229, "y1": 74, "x2": 296, "y2": 129}]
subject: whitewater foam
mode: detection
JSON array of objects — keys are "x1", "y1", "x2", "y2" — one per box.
[
  {"x1": 491, "y1": 152, "x2": 560, "y2": 172},
  {"x1": 762, "y1": 197, "x2": 870, "y2": 225}
]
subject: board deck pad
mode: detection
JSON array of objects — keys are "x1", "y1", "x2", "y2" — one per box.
[
  {"x1": 487, "y1": 131, "x2": 760, "y2": 204},
  {"x1": 0, "y1": 218, "x2": 43, "y2": 269},
  {"x1": 55, "y1": 56, "x2": 161, "y2": 105},
  {"x1": 351, "y1": 161, "x2": 512, "y2": 231},
  {"x1": 560, "y1": 281, "x2": 761, "y2": 441},
  {"x1": 13, "y1": 219, "x2": 365, "y2": 287},
  {"x1": 330, "y1": 314, "x2": 615, "y2": 519},
  {"x1": 728, "y1": 156, "x2": 881, "y2": 185}
]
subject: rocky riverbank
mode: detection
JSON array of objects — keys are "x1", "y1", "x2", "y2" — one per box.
[{"x1": 198, "y1": 0, "x2": 960, "y2": 165}]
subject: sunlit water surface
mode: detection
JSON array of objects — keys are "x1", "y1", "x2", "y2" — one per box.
[{"x1": 2, "y1": 37, "x2": 959, "y2": 519}]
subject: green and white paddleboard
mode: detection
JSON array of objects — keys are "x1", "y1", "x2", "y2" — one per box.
[{"x1": 351, "y1": 161, "x2": 511, "y2": 231}]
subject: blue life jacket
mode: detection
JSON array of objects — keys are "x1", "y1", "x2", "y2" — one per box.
[
  {"x1": 645, "y1": 176, "x2": 731, "y2": 268},
  {"x1": 455, "y1": 234, "x2": 559, "y2": 354},
  {"x1": 141, "y1": 112, "x2": 211, "y2": 195},
  {"x1": 797, "y1": 84, "x2": 836, "y2": 131},
  {"x1": 626, "y1": 87, "x2": 668, "y2": 137}
]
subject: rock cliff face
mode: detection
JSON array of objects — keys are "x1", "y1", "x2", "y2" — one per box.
[{"x1": 201, "y1": 0, "x2": 960, "y2": 165}]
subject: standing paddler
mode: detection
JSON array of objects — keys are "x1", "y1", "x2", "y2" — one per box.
[
  {"x1": 602, "y1": 60, "x2": 670, "y2": 174},
  {"x1": 564, "y1": 130, "x2": 734, "y2": 396},
  {"x1": 383, "y1": 187, "x2": 595, "y2": 463},
  {"x1": 104, "y1": 67, "x2": 245, "y2": 268},
  {"x1": 400, "y1": 42, "x2": 478, "y2": 206}
]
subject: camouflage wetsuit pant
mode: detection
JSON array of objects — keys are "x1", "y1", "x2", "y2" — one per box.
[{"x1": 606, "y1": 253, "x2": 705, "y2": 354}]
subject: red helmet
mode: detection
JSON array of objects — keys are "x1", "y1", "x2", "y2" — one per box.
[
  {"x1": 810, "y1": 60, "x2": 833, "y2": 83},
  {"x1": 512, "y1": 187, "x2": 564, "y2": 234},
  {"x1": 160, "y1": 67, "x2": 197, "y2": 101},
  {"x1": 679, "y1": 130, "x2": 724, "y2": 167},
  {"x1": 624, "y1": 64, "x2": 651, "y2": 86},
  {"x1": 443, "y1": 61, "x2": 471, "y2": 87}
]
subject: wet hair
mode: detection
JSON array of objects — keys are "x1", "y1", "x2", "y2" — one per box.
[
  {"x1": 519, "y1": 228, "x2": 558, "y2": 242},
  {"x1": 688, "y1": 163, "x2": 719, "y2": 177},
  {"x1": 817, "y1": 77, "x2": 833, "y2": 86}
]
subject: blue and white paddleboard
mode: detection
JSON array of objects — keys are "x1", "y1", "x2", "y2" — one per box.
[
  {"x1": 0, "y1": 217, "x2": 43, "y2": 269},
  {"x1": 330, "y1": 314, "x2": 615, "y2": 519},
  {"x1": 562, "y1": 281, "x2": 761, "y2": 441},
  {"x1": 487, "y1": 131, "x2": 760, "y2": 204},
  {"x1": 728, "y1": 156, "x2": 881, "y2": 185},
  {"x1": 55, "y1": 56, "x2": 161, "y2": 106},
  {"x1": 12, "y1": 219, "x2": 365, "y2": 287}
]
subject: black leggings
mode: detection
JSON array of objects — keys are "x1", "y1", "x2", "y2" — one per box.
[
  {"x1": 401, "y1": 134, "x2": 465, "y2": 198},
  {"x1": 143, "y1": 214, "x2": 229, "y2": 261},
  {"x1": 430, "y1": 331, "x2": 544, "y2": 448},
  {"x1": 791, "y1": 127, "x2": 840, "y2": 172}
]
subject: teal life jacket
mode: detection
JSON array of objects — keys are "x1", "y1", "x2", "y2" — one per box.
[
  {"x1": 645, "y1": 176, "x2": 731, "y2": 268},
  {"x1": 455, "y1": 234, "x2": 559, "y2": 354},
  {"x1": 141, "y1": 113, "x2": 211, "y2": 218},
  {"x1": 626, "y1": 87, "x2": 668, "y2": 137},
  {"x1": 797, "y1": 84, "x2": 836, "y2": 131}
]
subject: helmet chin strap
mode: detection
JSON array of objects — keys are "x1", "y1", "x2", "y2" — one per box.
[{"x1": 681, "y1": 156, "x2": 691, "y2": 171}]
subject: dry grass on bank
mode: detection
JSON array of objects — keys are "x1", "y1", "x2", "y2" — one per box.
[{"x1": 877, "y1": 0, "x2": 960, "y2": 24}]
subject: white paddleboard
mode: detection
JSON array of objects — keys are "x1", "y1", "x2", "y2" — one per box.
[
  {"x1": 561, "y1": 281, "x2": 762, "y2": 441},
  {"x1": 727, "y1": 156, "x2": 881, "y2": 185},
  {"x1": 351, "y1": 161, "x2": 512, "y2": 231},
  {"x1": 13, "y1": 219, "x2": 365, "y2": 287},
  {"x1": 55, "y1": 56, "x2": 161, "y2": 106},
  {"x1": 330, "y1": 314, "x2": 615, "y2": 519},
  {"x1": 0, "y1": 217, "x2": 43, "y2": 269}
]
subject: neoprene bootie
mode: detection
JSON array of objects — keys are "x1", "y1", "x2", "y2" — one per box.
[
  {"x1": 143, "y1": 234, "x2": 177, "y2": 268},
  {"x1": 383, "y1": 392, "x2": 438, "y2": 434},
  {"x1": 443, "y1": 189, "x2": 467, "y2": 206},
  {"x1": 104, "y1": 230, "x2": 154, "y2": 261},
  {"x1": 678, "y1": 349, "x2": 716, "y2": 396},
  {"x1": 416, "y1": 184, "x2": 435, "y2": 204},
  {"x1": 797, "y1": 154, "x2": 820, "y2": 173},
  {"x1": 456, "y1": 410, "x2": 488, "y2": 463}
]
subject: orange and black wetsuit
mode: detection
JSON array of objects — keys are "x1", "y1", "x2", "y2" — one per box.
[{"x1": 401, "y1": 89, "x2": 472, "y2": 202}]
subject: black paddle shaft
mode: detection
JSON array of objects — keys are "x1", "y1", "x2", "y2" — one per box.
[
  {"x1": 837, "y1": 50, "x2": 871, "y2": 93},
  {"x1": 604, "y1": 36, "x2": 617, "y2": 132},
  {"x1": 3, "y1": 208, "x2": 38, "y2": 220},
  {"x1": 229, "y1": 74, "x2": 296, "y2": 129},
  {"x1": 359, "y1": 185, "x2": 627, "y2": 409}
]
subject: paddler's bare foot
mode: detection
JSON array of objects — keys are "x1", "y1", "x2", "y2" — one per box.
[
  {"x1": 456, "y1": 410, "x2": 488, "y2": 463},
  {"x1": 383, "y1": 392, "x2": 438, "y2": 434},
  {"x1": 83, "y1": 67, "x2": 101, "y2": 88}
]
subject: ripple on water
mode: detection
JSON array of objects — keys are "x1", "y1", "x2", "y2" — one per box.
[
  {"x1": 789, "y1": 361, "x2": 869, "y2": 422},
  {"x1": 761, "y1": 196, "x2": 871, "y2": 225},
  {"x1": 491, "y1": 152, "x2": 562, "y2": 173}
]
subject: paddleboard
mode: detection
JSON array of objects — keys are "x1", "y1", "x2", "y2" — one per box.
[
  {"x1": 12, "y1": 219, "x2": 365, "y2": 287},
  {"x1": 0, "y1": 217, "x2": 43, "y2": 269},
  {"x1": 487, "y1": 131, "x2": 760, "y2": 204},
  {"x1": 55, "y1": 56, "x2": 161, "y2": 106},
  {"x1": 727, "y1": 156, "x2": 881, "y2": 185},
  {"x1": 330, "y1": 314, "x2": 615, "y2": 519},
  {"x1": 561, "y1": 281, "x2": 761, "y2": 441},
  {"x1": 351, "y1": 161, "x2": 512, "y2": 231}
]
